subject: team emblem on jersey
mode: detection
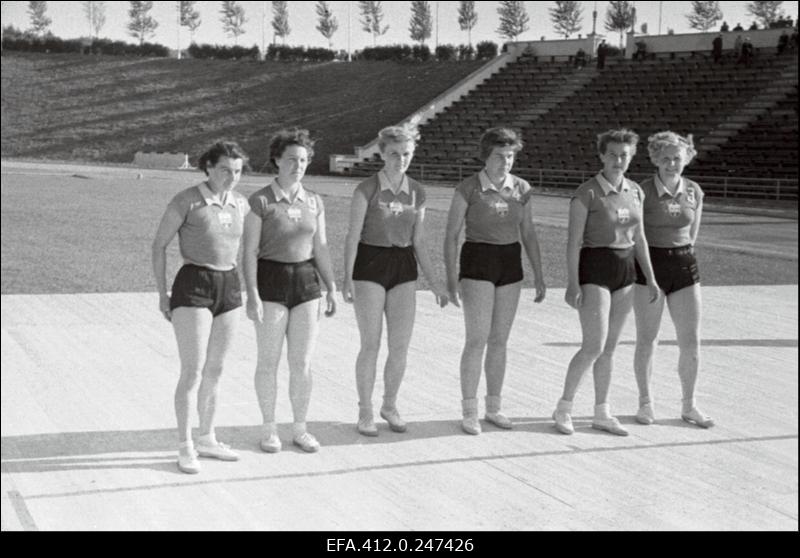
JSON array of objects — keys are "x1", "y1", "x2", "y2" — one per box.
[
  {"x1": 307, "y1": 196, "x2": 317, "y2": 213},
  {"x1": 686, "y1": 187, "x2": 696, "y2": 205},
  {"x1": 389, "y1": 200, "x2": 404, "y2": 216},
  {"x1": 511, "y1": 190, "x2": 521, "y2": 202},
  {"x1": 495, "y1": 200, "x2": 509, "y2": 217},
  {"x1": 217, "y1": 211, "x2": 233, "y2": 228},
  {"x1": 287, "y1": 207, "x2": 302, "y2": 222},
  {"x1": 667, "y1": 201, "x2": 681, "y2": 217},
  {"x1": 617, "y1": 208, "x2": 630, "y2": 224}
]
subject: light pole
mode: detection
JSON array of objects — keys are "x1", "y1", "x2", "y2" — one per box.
[
  {"x1": 592, "y1": 1, "x2": 597, "y2": 36},
  {"x1": 176, "y1": 2, "x2": 181, "y2": 60},
  {"x1": 347, "y1": 1, "x2": 352, "y2": 62},
  {"x1": 658, "y1": 1, "x2": 662, "y2": 35}
]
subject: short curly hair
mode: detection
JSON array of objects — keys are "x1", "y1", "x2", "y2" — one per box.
[
  {"x1": 378, "y1": 122, "x2": 421, "y2": 152},
  {"x1": 647, "y1": 130, "x2": 697, "y2": 166},
  {"x1": 197, "y1": 141, "x2": 249, "y2": 176},
  {"x1": 479, "y1": 127, "x2": 523, "y2": 160},
  {"x1": 596, "y1": 128, "x2": 639, "y2": 156},
  {"x1": 269, "y1": 128, "x2": 315, "y2": 169}
]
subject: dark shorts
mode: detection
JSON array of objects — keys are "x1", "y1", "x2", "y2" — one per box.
[
  {"x1": 257, "y1": 259, "x2": 322, "y2": 309},
  {"x1": 170, "y1": 264, "x2": 242, "y2": 317},
  {"x1": 579, "y1": 247, "x2": 636, "y2": 292},
  {"x1": 352, "y1": 243, "x2": 418, "y2": 291},
  {"x1": 635, "y1": 245, "x2": 700, "y2": 296},
  {"x1": 459, "y1": 241, "x2": 523, "y2": 287}
]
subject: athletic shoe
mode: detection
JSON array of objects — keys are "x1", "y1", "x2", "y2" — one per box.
[
  {"x1": 461, "y1": 416, "x2": 481, "y2": 435},
  {"x1": 260, "y1": 432, "x2": 282, "y2": 453},
  {"x1": 380, "y1": 408, "x2": 407, "y2": 433},
  {"x1": 485, "y1": 411, "x2": 513, "y2": 429},
  {"x1": 552, "y1": 410, "x2": 574, "y2": 435},
  {"x1": 591, "y1": 416, "x2": 629, "y2": 436},
  {"x1": 293, "y1": 432, "x2": 321, "y2": 453},
  {"x1": 636, "y1": 403, "x2": 656, "y2": 425},
  {"x1": 196, "y1": 441, "x2": 240, "y2": 461},
  {"x1": 357, "y1": 416, "x2": 379, "y2": 437},
  {"x1": 177, "y1": 449, "x2": 201, "y2": 474},
  {"x1": 682, "y1": 408, "x2": 715, "y2": 428}
]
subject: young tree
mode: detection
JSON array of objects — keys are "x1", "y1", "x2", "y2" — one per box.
[
  {"x1": 82, "y1": 1, "x2": 106, "y2": 39},
  {"x1": 220, "y1": 1, "x2": 247, "y2": 45},
  {"x1": 458, "y1": 0, "x2": 478, "y2": 47},
  {"x1": 604, "y1": 0, "x2": 635, "y2": 47},
  {"x1": 746, "y1": 1, "x2": 785, "y2": 28},
  {"x1": 27, "y1": 1, "x2": 51, "y2": 36},
  {"x1": 179, "y1": 0, "x2": 201, "y2": 43},
  {"x1": 271, "y1": 1, "x2": 289, "y2": 44},
  {"x1": 497, "y1": 1, "x2": 530, "y2": 41},
  {"x1": 128, "y1": 1, "x2": 158, "y2": 45},
  {"x1": 409, "y1": 0, "x2": 432, "y2": 45},
  {"x1": 359, "y1": 1, "x2": 389, "y2": 46},
  {"x1": 315, "y1": 0, "x2": 338, "y2": 48},
  {"x1": 549, "y1": 1, "x2": 583, "y2": 38},
  {"x1": 686, "y1": 1, "x2": 723, "y2": 31}
]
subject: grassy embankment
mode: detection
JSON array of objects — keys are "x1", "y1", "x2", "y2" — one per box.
[{"x1": 1, "y1": 51, "x2": 484, "y2": 174}]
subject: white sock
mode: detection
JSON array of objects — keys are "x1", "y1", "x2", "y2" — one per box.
[
  {"x1": 293, "y1": 422, "x2": 307, "y2": 437},
  {"x1": 682, "y1": 398, "x2": 696, "y2": 414},
  {"x1": 262, "y1": 422, "x2": 277, "y2": 437},
  {"x1": 594, "y1": 403, "x2": 612, "y2": 420},
  {"x1": 556, "y1": 398, "x2": 573, "y2": 414},
  {"x1": 198, "y1": 433, "x2": 217, "y2": 446}
]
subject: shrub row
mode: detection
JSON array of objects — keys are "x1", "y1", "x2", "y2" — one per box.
[
  {"x1": 357, "y1": 41, "x2": 497, "y2": 62},
  {"x1": 2, "y1": 27, "x2": 168, "y2": 57}
]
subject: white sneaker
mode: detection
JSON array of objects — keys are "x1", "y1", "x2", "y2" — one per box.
[
  {"x1": 260, "y1": 432, "x2": 282, "y2": 453},
  {"x1": 592, "y1": 416, "x2": 629, "y2": 436},
  {"x1": 552, "y1": 410, "x2": 574, "y2": 435},
  {"x1": 636, "y1": 403, "x2": 655, "y2": 425},
  {"x1": 380, "y1": 407, "x2": 408, "y2": 433},
  {"x1": 177, "y1": 448, "x2": 201, "y2": 474},
  {"x1": 461, "y1": 416, "x2": 481, "y2": 435},
  {"x1": 293, "y1": 432, "x2": 321, "y2": 453},
  {"x1": 485, "y1": 411, "x2": 513, "y2": 429},
  {"x1": 196, "y1": 441, "x2": 240, "y2": 461}
]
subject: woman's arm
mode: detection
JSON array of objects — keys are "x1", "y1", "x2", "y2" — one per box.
[
  {"x1": 242, "y1": 211, "x2": 263, "y2": 323},
  {"x1": 342, "y1": 190, "x2": 368, "y2": 303},
  {"x1": 564, "y1": 199, "x2": 587, "y2": 309},
  {"x1": 633, "y1": 222, "x2": 660, "y2": 303},
  {"x1": 519, "y1": 198, "x2": 546, "y2": 303},
  {"x1": 412, "y1": 206, "x2": 448, "y2": 307},
  {"x1": 443, "y1": 191, "x2": 468, "y2": 308},
  {"x1": 151, "y1": 206, "x2": 184, "y2": 321},
  {"x1": 689, "y1": 196, "x2": 703, "y2": 246},
  {"x1": 313, "y1": 203, "x2": 338, "y2": 317}
]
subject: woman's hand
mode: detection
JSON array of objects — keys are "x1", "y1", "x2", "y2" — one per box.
[
  {"x1": 534, "y1": 278, "x2": 547, "y2": 303},
  {"x1": 564, "y1": 282, "x2": 582, "y2": 309},
  {"x1": 342, "y1": 278, "x2": 354, "y2": 304},
  {"x1": 324, "y1": 290, "x2": 337, "y2": 317},
  {"x1": 246, "y1": 293, "x2": 263, "y2": 323},
  {"x1": 159, "y1": 293, "x2": 172, "y2": 322}
]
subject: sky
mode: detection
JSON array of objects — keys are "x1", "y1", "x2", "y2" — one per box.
[{"x1": 2, "y1": 1, "x2": 798, "y2": 51}]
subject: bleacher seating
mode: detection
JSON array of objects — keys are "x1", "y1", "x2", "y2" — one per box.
[{"x1": 346, "y1": 51, "x2": 798, "y2": 198}]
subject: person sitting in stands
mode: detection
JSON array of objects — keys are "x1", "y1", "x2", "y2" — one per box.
[
  {"x1": 720, "y1": 21, "x2": 729, "y2": 32},
  {"x1": 632, "y1": 40, "x2": 648, "y2": 61},
  {"x1": 733, "y1": 23, "x2": 744, "y2": 31},
  {"x1": 574, "y1": 48, "x2": 587, "y2": 68}
]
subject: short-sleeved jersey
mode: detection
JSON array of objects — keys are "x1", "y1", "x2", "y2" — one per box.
[
  {"x1": 572, "y1": 173, "x2": 644, "y2": 249},
  {"x1": 357, "y1": 171, "x2": 426, "y2": 248},
  {"x1": 249, "y1": 181, "x2": 323, "y2": 263},
  {"x1": 167, "y1": 182, "x2": 249, "y2": 271},
  {"x1": 455, "y1": 170, "x2": 533, "y2": 245},
  {"x1": 639, "y1": 175, "x2": 704, "y2": 247}
]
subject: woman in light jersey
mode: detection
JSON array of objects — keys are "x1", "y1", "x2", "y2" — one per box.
[
  {"x1": 152, "y1": 141, "x2": 250, "y2": 474},
  {"x1": 444, "y1": 127, "x2": 546, "y2": 435},
  {"x1": 243, "y1": 129, "x2": 337, "y2": 453},
  {"x1": 343, "y1": 124, "x2": 448, "y2": 436},
  {"x1": 632, "y1": 131, "x2": 714, "y2": 428},
  {"x1": 553, "y1": 129, "x2": 660, "y2": 436}
]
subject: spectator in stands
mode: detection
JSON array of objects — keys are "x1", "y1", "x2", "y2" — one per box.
[
  {"x1": 242, "y1": 129, "x2": 338, "y2": 454},
  {"x1": 632, "y1": 131, "x2": 714, "y2": 429},
  {"x1": 777, "y1": 29, "x2": 790, "y2": 55},
  {"x1": 733, "y1": 23, "x2": 744, "y2": 31},
  {"x1": 791, "y1": 27, "x2": 799, "y2": 51},
  {"x1": 596, "y1": 39, "x2": 608, "y2": 69},
  {"x1": 343, "y1": 123, "x2": 448, "y2": 437},
  {"x1": 738, "y1": 36, "x2": 755, "y2": 66},
  {"x1": 632, "y1": 40, "x2": 648, "y2": 61},
  {"x1": 152, "y1": 141, "x2": 250, "y2": 474},
  {"x1": 574, "y1": 47, "x2": 587, "y2": 68},
  {"x1": 552, "y1": 129, "x2": 660, "y2": 437},
  {"x1": 749, "y1": 21, "x2": 758, "y2": 31},
  {"x1": 734, "y1": 34, "x2": 744, "y2": 59},
  {"x1": 712, "y1": 34, "x2": 723, "y2": 63},
  {"x1": 720, "y1": 21, "x2": 729, "y2": 32},
  {"x1": 444, "y1": 127, "x2": 546, "y2": 435}
]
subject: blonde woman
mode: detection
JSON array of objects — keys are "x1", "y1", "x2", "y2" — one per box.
[
  {"x1": 343, "y1": 123, "x2": 448, "y2": 436},
  {"x1": 633, "y1": 131, "x2": 714, "y2": 428}
]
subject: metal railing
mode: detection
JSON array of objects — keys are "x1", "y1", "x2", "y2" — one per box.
[{"x1": 345, "y1": 161, "x2": 798, "y2": 201}]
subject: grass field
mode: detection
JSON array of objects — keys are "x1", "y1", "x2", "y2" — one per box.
[
  {"x1": 0, "y1": 52, "x2": 484, "y2": 175},
  {"x1": 1, "y1": 170, "x2": 797, "y2": 295}
]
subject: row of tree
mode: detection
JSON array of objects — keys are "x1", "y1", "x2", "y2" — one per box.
[{"x1": 19, "y1": 1, "x2": 795, "y2": 50}]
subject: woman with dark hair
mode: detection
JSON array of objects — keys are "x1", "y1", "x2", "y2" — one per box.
[
  {"x1": 243, "y1": 128, "x2": 337, "y2": 454},
  {"x1": 632, "y1": 131, "x2": 713, "y2": 428},
  {"x1": 553, "y1": 129, "x2": 660, "y2": 437},
  {"x1": 342, "y1": 123, "x2": 448, "y2": 436},
  {"x1": 444, "y1": 127, "x2": 546, "y2": 435},
  {"x1": 152, "y1": 140, "x2": 250, "y2": 474}
]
